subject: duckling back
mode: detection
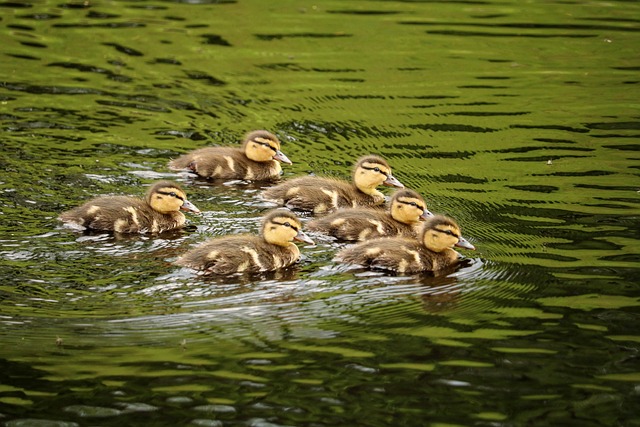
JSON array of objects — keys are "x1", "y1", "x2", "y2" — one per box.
[
  {"x1": 168, "y1": 130, "x2": 290, "y2": 181},
  {"x1": 169, "y1": 146, "x2": 283, "y2": 181},
  {"x1": 336, "y1": 236, "x2": 462, "y2": 274},
  {"x1": 307, "y1": 208, "x2": 417, "y2": 241},
  {"x1": 260, "y1": 176, "x2": 384, "y2": 214},
  {"x1": 58, "y1": 197, "x2": 186, "y2": 233},
  {"x1": 335, "y1": 237, "x2": 431, "y2": 273},
  {"x1": 58, "y1": 181, "x2": 199, "y2": 234},
  {"x1": 175, "y1": 235, "x2": 301, "y2": 275}
]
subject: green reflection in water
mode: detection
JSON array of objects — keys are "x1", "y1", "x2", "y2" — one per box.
[{"x1": 538, "y1": 294, "x2": 640, "y2": 311}]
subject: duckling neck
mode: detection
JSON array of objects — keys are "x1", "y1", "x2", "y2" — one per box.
[
  {"x1": 264, "y1": 235, "x2": 296, "y2": 249},
  {"x1": 273, "y1": 161, "x2": 282, "y2": 174},
  {"x1": 269, "y1": 241, "x2": 300, "y2": 258},
  {"x1": 287, "y1": 243, "x2": 300, "y2": 256},
  {"x1": 159, "y1": 211, "x2": 187, "y2": 227},
  {"x1": 356, "y1": 185, "x2": 384, "y2": 199}
]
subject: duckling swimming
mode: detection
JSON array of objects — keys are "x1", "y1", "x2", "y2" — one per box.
[
  {"x1": 58, "y1": 181, "x2": 200, "y2": 233},
  {"x1": 306, "y1": 189, "x2": 432, "y2": 241},
  {"x1": 260, "y1": 155, "x2": 404, "y2": 214},
  {"x1": 335, "y1": 215, "x2": 475, "y2": 274},
  {"x1": 175, "y1": 209, "x2": 314, "y2": 275},
  {"x1": 168, "y1": 130, "x2": 291, "y2": 181}
]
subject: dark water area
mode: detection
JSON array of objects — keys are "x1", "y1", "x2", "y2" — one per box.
[{"x1": 1, "y1": 0, "x2": 639, "y2": 425}]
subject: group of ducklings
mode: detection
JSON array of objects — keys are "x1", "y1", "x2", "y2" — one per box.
[{"x1": 59, "y1": 130, "x2": 475, "y2": 275}]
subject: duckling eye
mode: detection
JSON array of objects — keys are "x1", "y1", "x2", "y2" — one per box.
[
  {"x1": 274, "y1": 220, "x2": 298, "y2": 231},
  {"x1": 256, "y1": 142, "x2": 277, "y2": 152},
  {"x1": 362, "y1": 165, "x2": 389, "y2": 177},
  {"x1": 157, "y1": 190, "x2": 184, "y2": 201},
  {"x1": 433, "y1": 227, "x2": 459, "y2": 238},
  {"x1": 399, "y1": 200, "x2": 422, "y2": 210}
]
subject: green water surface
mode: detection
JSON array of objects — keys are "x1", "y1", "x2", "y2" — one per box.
[{"x1": 1, "y1": 0, "x2": 639, "y2": 426}]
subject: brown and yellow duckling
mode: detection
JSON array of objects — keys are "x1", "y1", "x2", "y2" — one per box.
[
  {"x1": 306, "y1": 189, "x2": 433, "y2": 241},
  {"x1": 335, "y1": 215, "x2": 475, "y2": 274},
  {"x1": 168, "y1": 130, "x2": 291, "y2": 181},
  {"x1": 259, "y1": 155, "x2": 404, "y2": 214},
  {"x1": 58, "y1": 181, "x2": 200, "y2": 233},
  {"x1": 175, "y1": 209, "x2": 314, "y2": 275}
]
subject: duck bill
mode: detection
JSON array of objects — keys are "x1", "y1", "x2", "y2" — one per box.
[
  {"x1": 455, "y1": 236, "x2": 475, "y2": 250},
  {"x1": 420, "y1": 208, "x2": 434, "y2": 220},
  {"x1": 294, "y1": 230, "x2": 315, "y2": 245},
  {"x1": 383, "y1": 174, "x2": 404, "y2": 188},
  {"x1": 273, "y1": 150, "x2": 292, "y2": 165},
  {"x1": 180, "y1": 199, "x2": 201, "y2": 214}
]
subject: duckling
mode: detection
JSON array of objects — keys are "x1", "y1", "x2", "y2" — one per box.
[
  {"x1": 260, "y1": 155, "x2": 404, "y2": 214},
  {"x1": 306, "y1": 189, "x2": 433, "y2": 241},
  {"x1": 58, "y1": 181, "x2": 200, "y2": 233},
  {"x1": 168, "y1": 130, "x2": 291, "y2": 181},
  {"x1": 335, "y1": 215, "x2": 475, "y2": 274},
  {"x1": 175, "y1": 209, "x2": 314, "y2": 275}
]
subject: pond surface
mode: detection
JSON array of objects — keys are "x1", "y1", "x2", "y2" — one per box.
[{"x1": 1, "y1": 0, "x2": 639, "y2": 425}]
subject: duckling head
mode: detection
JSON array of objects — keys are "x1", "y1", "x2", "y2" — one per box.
[
  {"x1": 146, "y1": 181, "x2": 201, "y2": 215},
  {"x1": 261, "y1": 209, "x2": 314, "y2": 247},
  {"x1": 421, "y1": 215, "x2": 475, "y2": 253},
  {"x1": 390, "y1": 189, "x2": 433, "y2": 224},
  {"x1": 353, "y1": 155, "x2": 404, "y2": 195},
  {"x1": 243, "y1": 130, "x2": 292, "y2": 164}
]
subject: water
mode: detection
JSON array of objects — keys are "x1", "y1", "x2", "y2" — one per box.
[{"x1": 1, "y1": 0, "x2": 639, "y2": 425}]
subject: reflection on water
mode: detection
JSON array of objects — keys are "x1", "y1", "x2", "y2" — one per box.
[{"x1": 1, "y1": 0, "x2": 639, "y2": 425}]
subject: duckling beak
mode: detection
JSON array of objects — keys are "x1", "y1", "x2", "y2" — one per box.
[
  {"x1": 383, "y1": 174, "x2": 404, "y2": 188},
  {"x1": 420, "y1": 208, "x2": 435, "y2": 221},
  {"x1": 294, "y1": 229, "x2": 315, "y2": 245},
  {"x1": 455, "y1": 236, "x2": 475, "y2": 250},
  {"x1": 273, "y1": 150, "x2": 292, "y2": 165},
  {"x1": 180, "y1": 199, "x2": 201, "y2": 214}
]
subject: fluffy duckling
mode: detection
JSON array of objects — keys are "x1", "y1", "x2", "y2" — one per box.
[
  {"x1": 168, "y1": 130, "x2": 291, "y2": 181},
  {"x1": 58, "y1": 181, "x2": 200, "y2": 233},
  {"x1": 175, "y1": 210, "x2": 314, "y2": 275},
  {"x1": 306, "y1": 189, "x2": 433, "y2": 241},
  {"x1": 335, "y1": 215, "x2": 475, "y2": 274},
  {"x1": 260, "y1": 155, "x2": 404, "y2": 214}
]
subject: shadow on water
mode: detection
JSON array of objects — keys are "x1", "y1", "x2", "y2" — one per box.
[{"x1": 1, "y1": 0, "x2": 640, "y2": 425}]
